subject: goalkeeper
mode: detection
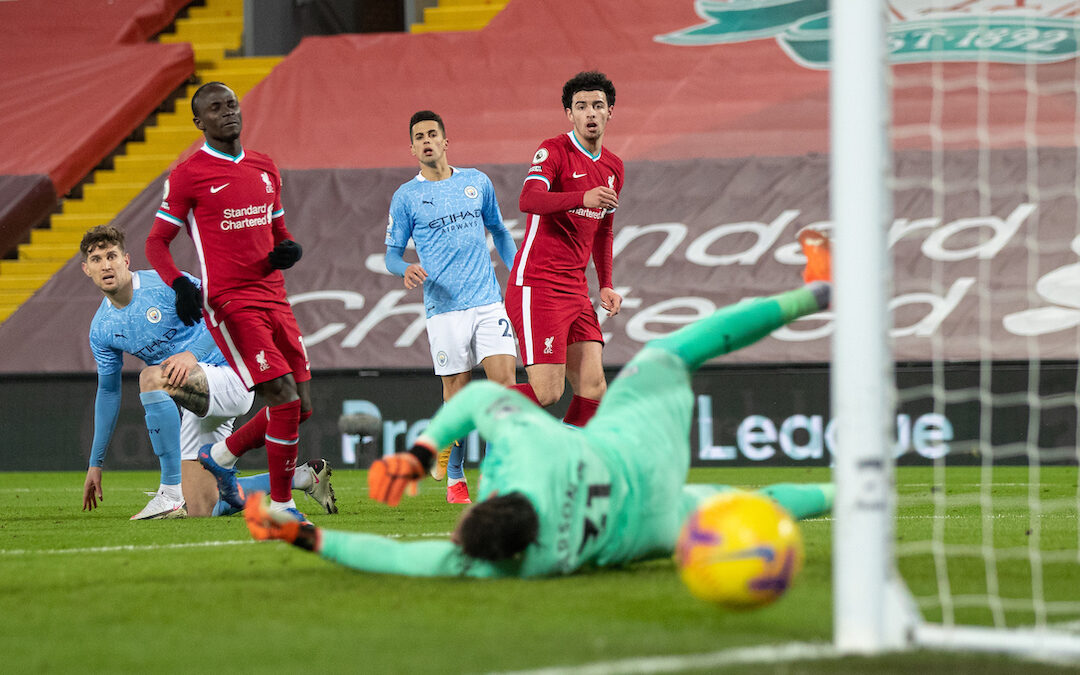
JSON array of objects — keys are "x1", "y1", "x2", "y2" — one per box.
[{"x1": 246, "y1": 262, "x2": 835, "y2": 577}]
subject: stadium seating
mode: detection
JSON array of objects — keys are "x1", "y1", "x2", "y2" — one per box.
[
  {"x1": 0, "y1": 0, "x2": 280, "y2": 323},
  {"x1": 411, "y1": 0, "x2": 508, "y2": 33}
]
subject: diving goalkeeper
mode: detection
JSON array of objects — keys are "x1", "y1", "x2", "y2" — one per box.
[{"x1": 245, "y1": 236, "x2": 835, "y2": 577}]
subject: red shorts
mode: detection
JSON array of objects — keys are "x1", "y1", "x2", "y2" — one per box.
[
  {"x1": 207, "y1": 304, "x2": 312, "y2": 389},
  {"x1": 504, "y1": 284, "x2": 603, "y2": 366}
]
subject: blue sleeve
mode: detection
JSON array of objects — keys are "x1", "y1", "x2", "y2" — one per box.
[
  {"x1": 481, "y1": 174, "x2": 516, "y2": 269},
  {"x1": 89, "y1": 368, "x2": 122, "y2": 467},
  {"x1": 186, "y1": 328, "x2": 218, "y2": 362},
  {"x1": 384, "y1": 245, "x2": 410, "y2": 277},
  {"x1": 490, "y1": 228, "x2": 516, "y2": 270},
  {"x1": 385, "y1": 190, "x2": 414, "y2": 249}
]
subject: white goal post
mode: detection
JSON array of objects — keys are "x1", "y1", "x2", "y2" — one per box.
[{"x1": 830, "y1": 0, "x2": 1080, "y2": 660}]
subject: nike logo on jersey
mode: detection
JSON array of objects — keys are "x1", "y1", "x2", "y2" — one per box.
[
  {"x1": 422, "y1": 200, "x2": 434, "y2": 205},
  {"x1": 572, "y1": 172, "x2": 587, "y2": 178},
  {"x1": 210, "y1": 183, "x2": 230, "y2": 194}
]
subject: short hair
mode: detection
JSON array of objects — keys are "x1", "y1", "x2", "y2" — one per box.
[
  {"x1": 80, "y1": 225, "x2": 125, "y2": 260},
  {"x1": 457, "y1": 492, "x2": 539, "y2": 561},
  {"x1": 191, "y1": 81, "x2": 230, "y2": 116},
  {"x1": 409, "y1": 110, "x2": 445, "y2": 139},
  {"x1": 562, "y1": 71, "x2": 616, "y2": 110}
]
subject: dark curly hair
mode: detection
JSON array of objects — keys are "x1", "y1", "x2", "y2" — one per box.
[
  {"x1": 409, "y1": 110, "x2": 445, "y2": 139},
  {"x1": 456, "y1": 492, "x2": 540, "y2": 561},
  {"x1": 562, "y1": 71, "x2": 616, "y2": 110},
  {"x1": 79, "y1": 224, "x2": 125, "y2": 260}
]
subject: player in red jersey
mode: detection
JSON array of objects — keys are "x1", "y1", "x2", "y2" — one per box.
[
  {"x1": 145, "y1": 82, "x2": 314, "y2": 523},
  {"x1": 506, "y1": 71, "x2": 624, "y2": 427}
]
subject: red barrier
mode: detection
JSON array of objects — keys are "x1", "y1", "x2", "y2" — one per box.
[{"x1": 0, "y1": 0, "x2": 194, "y2": 194}]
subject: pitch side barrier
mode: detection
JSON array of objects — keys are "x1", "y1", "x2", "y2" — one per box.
[{"x1": 4, "y1": 361, "x2": 1076, "y2": 472}]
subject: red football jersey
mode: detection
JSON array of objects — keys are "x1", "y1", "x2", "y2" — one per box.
[
  {"x1": 511, "y1": 131, "x2": 624, "y2": 295},
  {"x1": 154, "y1": 144, "x2": 289, "y2": 323}
]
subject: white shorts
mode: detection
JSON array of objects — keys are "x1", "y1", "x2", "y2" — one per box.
[
  {"x1": 179, "y1": 363, "x2": 256, "y2": 460},
  {"x1": 426, "y1": 302, "x2": 517, "y2": 376}
]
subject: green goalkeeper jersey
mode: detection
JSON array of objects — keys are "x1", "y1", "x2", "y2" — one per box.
[
  {"x1": 320, "y1": 348, "x2": 694, "y2": 578},
  {"x1": 317, "y1": 288, "x2": 830, "y2": 578}
]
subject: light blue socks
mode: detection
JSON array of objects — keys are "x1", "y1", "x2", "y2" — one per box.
[{"x1": 140, "y1": 390, "x2": 182, "y2": 487}]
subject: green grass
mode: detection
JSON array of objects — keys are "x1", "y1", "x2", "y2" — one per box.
[{"x1": 1, "y1": 467, "x2": 1077, "y2": 673}]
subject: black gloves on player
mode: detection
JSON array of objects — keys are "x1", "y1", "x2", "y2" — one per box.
[
  {"x1": 268, "y1": 240, "x2": 303, "y2": 269},
  {"x1": 171, "y1": 276, "x2": 203, "y2": 326}
]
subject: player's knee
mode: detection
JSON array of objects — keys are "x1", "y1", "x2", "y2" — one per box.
[
  {"x1": 533, "y1": 382, "x2": 564, "y2": 407},
  {"x1": 138, "y1": 366, "x2": 167, "y2": 392},
  {"x1": 582, "y1": 377, "x2": 607, "y2": 400}
]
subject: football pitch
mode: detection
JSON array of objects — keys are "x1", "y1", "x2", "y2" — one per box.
[{"x1": 2, "y1": 466, "x2": 1076, "y2": 674}]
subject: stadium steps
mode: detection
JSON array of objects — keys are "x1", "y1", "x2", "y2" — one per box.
[
  {"x1": 411, "y1": 0, "x2": 508, "y2": 33},
  {"x1": 0, "y1": 0, "x2": 280, "y2": 324}
]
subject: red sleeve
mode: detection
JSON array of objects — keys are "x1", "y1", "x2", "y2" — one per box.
[
  {"x1": 591, "y1": 213, "x2": 614, "y2": 289},
  {"x1": 145, "y1": 220, "x2": 184, "y2": 285},
  {"x1": 271, "y1": 214, "x2": 294, "y2": 245},
  {"x1": 519, "y1": 178, "x2": 585, "y2": 215},
  {"x1": 270, "y1": 164, "x2": 294, "y2": 244}
]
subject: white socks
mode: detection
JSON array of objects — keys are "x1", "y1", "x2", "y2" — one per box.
[
  {"x1": 210, "y1": 440, "x2": 238, "y2": 469},
  {"x1": 159, "y1": 483, "x2": 184, "y2": 501},
  {"x1": 270, "y1": 498, "x2": 298, "y2": 511},
  {"x1": 291, "y1": 464, "x2": 313, "y2": 491}
]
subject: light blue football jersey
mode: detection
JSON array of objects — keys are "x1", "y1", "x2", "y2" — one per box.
[
  {"x1": 385, "y1": 168, "x2": 507, "y2": 318},
  {"x1": 89, "y1": 270, "x2": 227, "y2": 375}
]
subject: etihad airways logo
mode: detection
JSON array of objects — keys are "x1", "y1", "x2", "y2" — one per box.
[{"x1": 656, "y1": 0, "x2": 1080, "y2": 69}]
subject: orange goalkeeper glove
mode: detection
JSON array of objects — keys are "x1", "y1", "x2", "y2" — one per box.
[
  {"x1": 368, "y1": 446, "x2": 434, "y2": 506},
  {"x1": 244, "y1": 492, "x2": 320, "y2": 551}
]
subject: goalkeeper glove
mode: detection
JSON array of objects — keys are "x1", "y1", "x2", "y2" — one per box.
[
  {"x1": 368, "y1": 445, "x2": 434, "y2": 506},
  {"x1": 268, "y1": 239, "x2": 303, "y2": 269},
  {"x1": 244, "y1": 493, "x2": 320, "y2": 551},
  {"x1": 171, "y1": 276, "x2": 203, "y2": 326}
]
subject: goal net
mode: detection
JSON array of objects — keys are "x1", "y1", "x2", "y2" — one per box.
[{"x1": 831, "y1": 0, "x2": 1080, "y2": 660}]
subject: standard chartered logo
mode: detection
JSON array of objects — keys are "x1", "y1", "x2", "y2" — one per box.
[{"x1": 220, "y1": 203, "x2": 271, "y2": 230}]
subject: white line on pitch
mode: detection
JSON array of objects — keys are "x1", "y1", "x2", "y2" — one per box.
[
  {"x1": 0, "y1": 539, "x2": 255, "y2": 556},
  {"x1": 486, "y1": 642, "x2": 839, "y2": 675},
  {"x1": 0, "y1": 531, "x2": 453, "y2": 556}
]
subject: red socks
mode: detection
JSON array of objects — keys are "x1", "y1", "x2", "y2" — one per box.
[
  {"x1": 226, "y1": 405, "x2": 314, "y2": 456},
  {"x1": 265, "y1": 399, "x2": 301, "y2": 502},
  {"x1": 226, "y1": 406, "x2": 269, "y2": 457},
  {"x1": 512, "y1": 384, "x2": 598, "y2": 425},
  {"x1": 511, "y1": 383, "x2": 541, "y2": 406},
  {"x1": 563, "y1": 395, "x2": 599, "y2": 427}
]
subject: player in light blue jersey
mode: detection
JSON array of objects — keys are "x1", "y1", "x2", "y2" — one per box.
[
  {"x1": 80, "y1": 226, "x2": 336, "y2": 519},
  {"x1": 384, "y1": 110, "x2": 518, "y2": 504}
]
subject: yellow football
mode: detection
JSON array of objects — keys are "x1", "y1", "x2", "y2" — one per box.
[{"x1": 675, "y1": 490, "x2": 804, "y2": 609}]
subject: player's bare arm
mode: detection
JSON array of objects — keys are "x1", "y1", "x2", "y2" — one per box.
[
  {"x1": 403, "y1": 263, "x2": 428, "y2": 290},
  {"x1": 583, "y1": 186, "x2": 618, "y2": 210},
  {"x1": 82, "y1": 466, "x2": 103, "y2": 511},
  {"x1": 160, "y1": 351, "x2": 197, "y2": 388},
  {"x1": 600, "y1": 287, "x2": 622, "y2": 316}
]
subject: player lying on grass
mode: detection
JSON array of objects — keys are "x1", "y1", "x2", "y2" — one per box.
[
  {"x1": 245, "y1": 244, "x2": 835, "y2": 576},
  {"x1": 80, "y1": 225, "x2": 337, "y2": 519}
]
